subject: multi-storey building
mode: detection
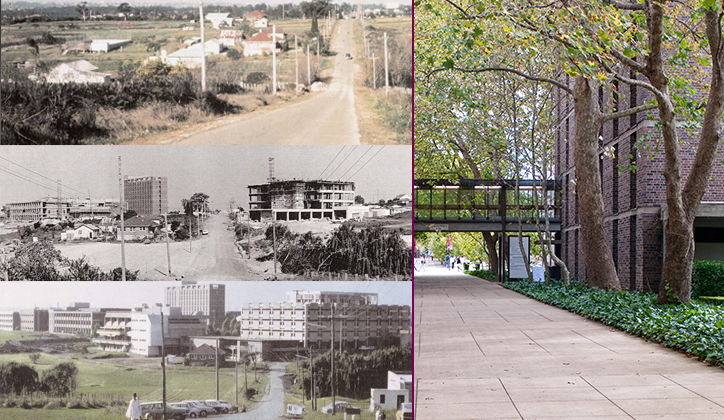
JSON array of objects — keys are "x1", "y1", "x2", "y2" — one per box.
[
  {"x1": 124, "y1": 176, "x2": 168, "y2": 216},
  {"x1": 49, "y1": 303, "x2": 106, "y2": 336},
  {"x1": 248, "y1": 180, "x2": 355, "y2": 221},
  {"x1": 555, "y1": 76, "x2": 724, "y2": 291},
  {"x1": 285, "y1": 290, "x2": 378, "y2": 305},
  {"x1": 165, "y1": 282, "x2": 225, "y2": 327},
  {"x1": 4, "y1": 198, "x2": 120, "y2": 222},
  {"x1": 0, "y1": 311, "x2": 20, "y2": 331},
  {"x1": 20, "y1": 308, "x2": 49, "y2": 332},
  {"x1": 93, "y1": 306, "x2": 205, "y2": 356},
  {"x1": 239, "y1": 292, "x2": 411, "y2": 349}
]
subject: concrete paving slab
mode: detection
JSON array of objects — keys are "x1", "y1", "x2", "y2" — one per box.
[{"x1": 415, "y1": 268, "x2": 724, "y2": 419}]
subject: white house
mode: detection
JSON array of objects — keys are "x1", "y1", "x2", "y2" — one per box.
[
  {"x1": 45, "y1": 60, "x2": 110, "y2": 84},
  {"x1": 246, "y1": 10, "x2": 268, "y2": 28},
  {"x1": 73, "y1": 224, "x2": 101, "y2": 240},
  {"x1": 370, "y1": 371, "x2": 412, "y2": 411},
  {"x1": 155, "y1": 39, "x2": 225, "y2": 68},
  {"x1": 183, "y1": 37, "x2": 201, "y2": 46},
  {"x1": 90, "y1": 39, "x2": 132, "y2": 53},
  {"x1": 241, "y1": 32, "x2": 278, "y2": 57},
  {"x1": 219, "y1": 30, "x2": 242, "y2": 47},
  {"x1": 206, "y1": 12, "x2": 234, "y2": 29},
  {"x1": 261, "y1": 27, "x2": 286, "y2": 41}
]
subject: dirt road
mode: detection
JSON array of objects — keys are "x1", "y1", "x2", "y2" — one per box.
[
  {"x1": 177, "y1": 19, "x2": 360, "y2": 145},
  {"x1": 224, "y1": 362, "x2": 287, "y2": 420},
  {"x1": 56, "y1": 215, "x2": 262, "y2": 280}
]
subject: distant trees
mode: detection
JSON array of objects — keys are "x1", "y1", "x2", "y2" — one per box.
[
  {"x1": 76, "y1": 2, "x2": 88, "y2": 21},
  {"x1": 0, "y1": 362, "x2": 39, "y2": 395},
  {"x1": 117, "y1": 2, "x2": 132, "y2": 21},
  {"x1": 354, "y1": 195, "x2": 365, "y2": 205},
  {"x1": 0, "y1": 361, "x2": 79, "y2": 397}
]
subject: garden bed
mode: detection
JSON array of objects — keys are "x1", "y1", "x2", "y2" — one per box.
[{"x1": 503, "y1": 280, "x2": 724, "y2": 367}]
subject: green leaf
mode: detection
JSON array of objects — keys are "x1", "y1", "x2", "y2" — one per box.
[{"x1": 442, "y1": 58, "x2": 455, "y2": 69}]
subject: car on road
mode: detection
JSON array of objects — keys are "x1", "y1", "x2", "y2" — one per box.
[
  {"x1": 181, "y1": 401, "x2": 212, "y2": 417},
  {"x1": 140, "y1": 401, "x2": 187, "y2": 420},
  {"x1": 201, "y1": 229, "x2": 209, "y2": 235},
  {"x1": 321, "y1": 401, "x2": 360, "y2": 414},
  {"x1": 172, "y1": 402, "x2": 207, "y2": 418},
  {"x1": 397, "y1": 403, "x2": 413, "y2": 420},
  {"x1": 205, "y1": 399, "x2": 238, "y2": 413},
  {"x1": 345, "y1": 53, "x2": 353, "y2": 60}
]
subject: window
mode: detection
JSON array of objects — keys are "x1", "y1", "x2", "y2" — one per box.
[{"x1": 380, "y1": 395, "x2": 386, "y2": 404}]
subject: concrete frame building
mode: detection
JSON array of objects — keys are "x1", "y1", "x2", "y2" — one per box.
[
  {"x1": 20, "y1": 308, "x2": 49, "y2": 332},
  {"x1": 239, "y1": 292, "x2": 411, "y2": 349},
  {"x1": 555, "y1": 76, "x2": 724, "y2": 291},
  {"x1": 124, "y1": 176, "x2": 168, "y2": 216},
  {"x1": 49, "y1": 303, "x2": 106, "y2": 336},
  {"x1": 5, "y1": 197, "x2": 120, "y2": 223},
  {"x1": 248, "y1": 180, "x2": 355, "y2": 221},
  {"x1": 165, "y1": 282, "x2": 225, "y2": 327},
  {"x1": 0, "y1": 311, "x2": 20, "y2": 331}
]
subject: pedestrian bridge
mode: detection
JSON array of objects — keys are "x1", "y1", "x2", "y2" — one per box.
[{"x1": 414, "y1": 178, "x2": 562, "y2": 233}]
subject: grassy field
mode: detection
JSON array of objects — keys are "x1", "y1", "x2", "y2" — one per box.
[
  {"x1": 0, "y1": 352, "x2": 270, "y2": 418},
  {"x1": 0, "y1": 407, "x2": 128, "y2": 420},
  {"x1": 0, "y1": 330, "x2": 57, "y2": 345}
]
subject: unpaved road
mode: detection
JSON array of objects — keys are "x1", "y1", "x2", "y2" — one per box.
[
  {"x1": 223, "y1": 362, "x2": 287, "y2": 420},
  {"x1": 176, "y1": 19, "x2": 360, "y2": 145},
  {"x1": 56, "y1": 215, "x2": 262, "y2": 280}
]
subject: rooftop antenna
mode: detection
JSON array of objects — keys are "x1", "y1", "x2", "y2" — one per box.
[{"x1": 268, "y1": 157, "x2": 275, "y2": 183}]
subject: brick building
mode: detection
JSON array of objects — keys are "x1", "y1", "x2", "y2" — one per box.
[{"x1": 556, "y1": 76, "x2": 724, "y2": 292}]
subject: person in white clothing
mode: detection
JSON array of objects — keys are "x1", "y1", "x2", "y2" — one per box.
[{"x1": 125, "y1": 393, "x2": 141, "y2": 420}]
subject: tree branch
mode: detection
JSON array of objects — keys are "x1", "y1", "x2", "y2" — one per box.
[
  {"x1": 601, "y1": 103, "x2": 657, "y2": 122},
  {"x1": 425, "y1": 66, "x2": 573, "y2": 94},
  {"x1": 442, "y1": 0, "x2": 469, "y2": 17},
  {"x1": 602, "y1": 0, "x2": 645, "y2": 11}
]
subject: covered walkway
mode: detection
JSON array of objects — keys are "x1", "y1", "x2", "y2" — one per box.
[{"x1": 414, "y1": 268, "x2": 724, "y2": 419}]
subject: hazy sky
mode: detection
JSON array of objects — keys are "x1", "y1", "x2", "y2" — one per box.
[
  {"x1": 0, "y1": 280, "x2": 412, "y2": 310},
  {"x1": 1, "y1": 1, "x2": 398, "y2": 7},
  {"x1": 0, "y1": 145, "x2": 412, "y2": 211}
]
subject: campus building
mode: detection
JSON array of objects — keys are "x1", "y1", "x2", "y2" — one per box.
[
  {"x1": 0, "y1": 311, "x2": 20, "y2": 331},
  {"x1": 93, "y1": 306, "x2": 205, "y2": 356},
  {"x1": 555, "y1": 76, "x2": 724, "y2": 291},
  {"x1": 4, "y1": 197, "x2": 121, "y2": 222},
  {"x1": 239, "y1": 291, "x2": 411, "y2": 349},
  {"x1": 165, "y1": 282, "x2": 225, "y2": 327},
  {"x1": 123, "y1": 176, "x2": 168, "y2": 216},
  {"x1": 49, "y1": 303, "x2": 106, "y2": 336},
  {"x1": 20, "y1": 308, "x2": 49, "y2": 332},
  {"x1": 248, "y1": 180, "x2": 355, "y2": 221}
]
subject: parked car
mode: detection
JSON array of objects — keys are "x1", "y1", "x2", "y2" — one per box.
[
  {"x1": 345, "y1": 53, "x2": 353, "y2": 60},
  {"x1": 201, "y1": 229, "x2": 209, "y2": 235},
  {"x1": 172, "y1": 402, "x2": 206, "y2": 418},
  {"x1": 205, "y1": 399, "x2": 238, "y2": 413},
  {"x1": 140, "y1": 401, "x2": 187, "y2": 420},
  {"x1": 321, "y1": 401, "x2": 359, "y2": 414},
  {"x1": 181, "y1": 401, "x2": 211, "y2": 417},
  {"x1": 397, "y1": 403, "x2": 413, "y2": 420}
]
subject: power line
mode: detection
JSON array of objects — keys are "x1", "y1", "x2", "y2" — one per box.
[
  {"x1": 346, "y1": 146, "x2": 386, "y2": 181},
  {"x1": 338, "y1": 147, "x2": 376, "y2": 180},
  {"x1": 0, "y1": 156, "x2": 86, "y2": 195},
  {"x1": 0, "y1": 166, "x2": 58, "y2": 193},
  {"x1": 317, "y1": 146, "x2": 347, "y2": 180},
  {"x1": 327, "y1": 146, "x2": 358, "y2": 179}
]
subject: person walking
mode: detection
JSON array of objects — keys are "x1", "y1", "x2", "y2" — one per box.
[
  {"x1": 125, "y1": 393, "x2": 141, "y2": 420},
  {"x1": 445, "y1": 253, "x2": 451, "y2": 270}
]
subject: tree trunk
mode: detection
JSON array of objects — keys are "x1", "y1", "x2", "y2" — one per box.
[
  {"x1": 572, "y1": 77, "x2": 621, "y2": 291},
  {"x1": 482, "y1": 232, "x2": 498, "y2": 275}
]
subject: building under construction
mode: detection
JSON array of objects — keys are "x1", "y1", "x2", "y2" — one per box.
[
  {"x1": 248, "y1": 179, "x2": 356, "y2": 221},
  {"x1": 4, "y1": 197, "x2": 121, "y2": 223}
]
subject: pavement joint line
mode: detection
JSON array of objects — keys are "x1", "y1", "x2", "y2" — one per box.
[
  {"x1": 415, "y1": 377, "x2": 420, "y2": 417},
  {"x1": 417, "y1": 331, "x2": 421, "y2": 358},
  {"x1": 571, "y1": 329, "x2": 620, "y2": 354},
  {"x1": 494, "y1": 310, "x2": 510, "y2": 323},
  {"x1": 530, "y1": 309, "x2": 554, "y2": 322},
  {"x1": 498, "y1": 378, "x2": 525, "y2": 420},
  {"x1": 479, "y1": 298, "x2": 489, "y2": 306},
  {"x1": 660, "y1": 374, "x2": 724, "y2": 410},
  {"x1": 579, "y1": 375, "x2": 636, "y2": 419},
  {"x1": 520, "y1": 330, "x2": 552, "y2": 356},
  {"x1": 457, "y1": 311, "x2": 466, "y2": 324},
  {"x1": 469, "y1": 331, "x2": 486, "y2": 356}
]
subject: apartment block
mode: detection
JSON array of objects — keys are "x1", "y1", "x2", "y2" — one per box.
[
  {"x1": 165, "y1": 282, "x2": 225, "y2": 327},
  {"x1": 285, "y1": 290, "x2": 378, "y2": 305},
  {"x1": 20, "y1": 308, "x2": 49, "y2": 332},
  {"x1": 0, "y1": 311, "x2": 20, "y2": 331},
  {"x1": 248, "y1": 180, "x2": 355, "y2": 221},
  {"x1": 124, "y1": 176, "x2": 168, "y2": 216}
]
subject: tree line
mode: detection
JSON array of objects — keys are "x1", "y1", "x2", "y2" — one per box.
[{"x1": 0, "y1": 361, "x2": 78, "y2": 397}]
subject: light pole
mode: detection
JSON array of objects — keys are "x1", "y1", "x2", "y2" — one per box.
[{"x1": 163, "y1": 213, "x2": 172, "y2": 277}]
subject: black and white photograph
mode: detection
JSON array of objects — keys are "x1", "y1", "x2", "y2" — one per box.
[
  {"x1": 0, "y1": 145, "x2": 412, "y2": 281},
  {"x1": 0, "y1": 281, "x2": 412, "y2": 419}
]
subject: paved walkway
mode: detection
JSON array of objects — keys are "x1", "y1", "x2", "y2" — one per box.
[{"x1": 414, "y1": 267, "x2": 724, "y2": 420}]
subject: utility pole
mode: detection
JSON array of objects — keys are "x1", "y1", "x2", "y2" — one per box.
[
  {"x1": 295, "y1": 34, "x2": 299, "y2": 91},
  {"x1": 307, "y1": 44, "x2": 311, "y2": 85},
  {"x1": 384, "y1": 32, "x2": 389, "y2": 97},
  {"x1": 162, "y1": 214, "x2": 172, "y2": 277},
  {"x1": 199, "y1": 0, "x2": 206, "y2": 92},
  {"x1": 330, "y1": 304, "x2": 335, "y2": 415},
  {"x1": 161, "y1": 308, "x2": 167, "y2": 420},
  {"x1": 246, "y1": 216, "x2": 251, "y2": 260},
  {"x1": 372, "y1": 53, "x2": 376, "y2": 89},
  {"x1": 215, "y1": 337, "x2": 220, "y2": 400},
  {"x1": 316, "y1": 37, "x2": 320, "y2": 72},
  {"x1": 57, "y1": 180, "x2": 61, "y2": 221},
  {"x1": 272, "y1": 219, "x2": 278, "y2": 279},
  {"x1": 310, "y1": 347, "x2": 315, "y2": 411},
  {"x1": 235, "y1": 340, "x2": 240, "y2": 407},
  {"x1": 272, "y1": 24, "x2": 277, "y2": 94},
  {"x1": 118, "y1": 156, "x2": 126, "y2": 281}
]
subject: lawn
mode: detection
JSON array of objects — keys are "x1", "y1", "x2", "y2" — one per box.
[
  {"x1": 0, "y1": 352, "x2": 270, "y2": 418},
  {"x1": 0, "y1": 330, "x2": 56, "y2": 345}
]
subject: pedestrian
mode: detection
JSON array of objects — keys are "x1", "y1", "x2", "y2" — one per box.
[
  {"x1": 445, "y1": 254, "x2": 451, "y2": 270},
  {"x1": 125, "y1": 393, "x2": 141, "y2": 420},
  {"x1": 451, "y1": 255, "x2": 456, "y2": 270},
  {"x1": 456, "y1": 256, "x2": 462, "y2": 271}
]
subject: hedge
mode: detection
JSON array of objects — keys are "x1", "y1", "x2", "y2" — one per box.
[
  {"x1": 692, "y1": 259, "x2": 724, "y2": 299},
  {"x1": 503, "y1": 280, "x2": 724, "y2": 366}
]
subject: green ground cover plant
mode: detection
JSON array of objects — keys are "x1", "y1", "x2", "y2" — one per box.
[
  {"x1": 464, "y1": 269, "x2": 497, "y2": 281},
  {"x1": 504, "y1": 280, "x2": 724, "y2": 366}
]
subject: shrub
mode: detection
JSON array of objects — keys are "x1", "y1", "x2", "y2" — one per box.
[
  {"x1": 692, "y1": 260, "x2": 724, "y2": 299},
  {"x1": 44, "y1": 401, "x2": 62, "y2": 409},
  {"x1": 67, "y1": 399, "x2": 85, "y2": 409},
  {"x1": 246, "y1": 72, "x2": 269, "y2": 84},
  {"x1": 227, "y1": 49, "x2": 241, "y2": 60},
  {"x1": 465, "y1": 269, "x2": 497, "y2": 281}
]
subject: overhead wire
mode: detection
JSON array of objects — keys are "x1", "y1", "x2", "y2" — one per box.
[
  {"x1": 337, "y1": 147, "x2": 376, "y2": 180},
  {"x1": 0, "y1": 166, "x2": 59, "y2": 193},
  {"x1": 346, "y1": 145, "x2": 386, "y2": 181},
  {"x1": 0, "y1": 156, "x2": 86, "y2": 196},
  {"x1": 326, "y1": 146, "x2": 358, "y2": 180},
  {"x1": 317, "y1": 146, "x2": 347, "y2": 180}
]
